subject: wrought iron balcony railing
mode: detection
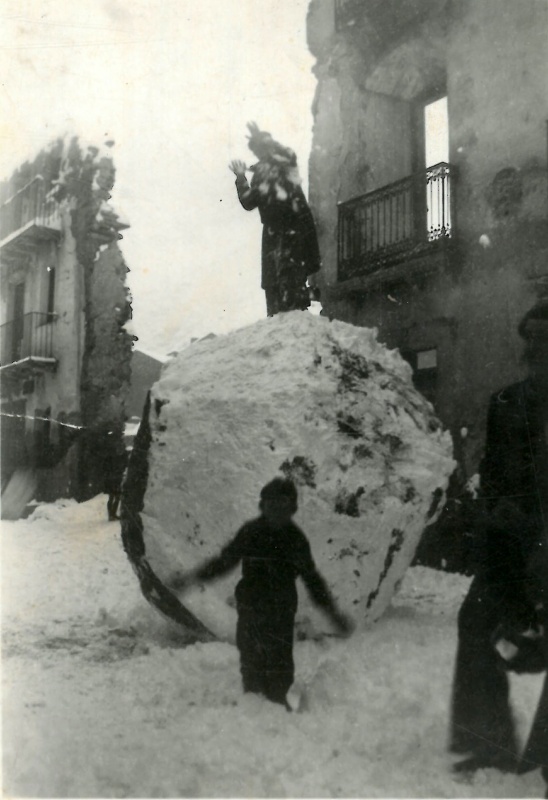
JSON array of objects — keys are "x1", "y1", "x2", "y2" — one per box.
[
  {"x1": 0, "y1": 312, "x2": 57, "y2": 368},
  {"x1": 0, "y1": 175, "x2": 61, "y2": 250},
  {"x1": 338, "y1": 162, "x2": 454, "y2": 282}
]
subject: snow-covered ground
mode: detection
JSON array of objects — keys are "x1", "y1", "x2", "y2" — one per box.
[{"x1": 2, "y1": 495, "x2": 545, "y2": 798}]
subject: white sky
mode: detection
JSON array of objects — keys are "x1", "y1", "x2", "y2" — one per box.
[
  {"x1": 0, "y1": 0, "x2": 316, "y2": 357},
  {"x1": 424, "y1": 96, "x2": 449, "y2": 166}
]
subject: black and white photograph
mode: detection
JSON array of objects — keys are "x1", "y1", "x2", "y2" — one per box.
[{"x1": 1, "y1": 0, "x2": 547, "y2": 797}]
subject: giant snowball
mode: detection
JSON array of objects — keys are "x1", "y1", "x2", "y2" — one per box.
[{"x1": 123, "y1": 312, "x2": 454, "y2": 641}]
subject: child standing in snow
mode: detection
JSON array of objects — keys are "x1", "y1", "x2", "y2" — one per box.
[{"x1": 170, "y1": 477, "x2": 353, "y2": 709}]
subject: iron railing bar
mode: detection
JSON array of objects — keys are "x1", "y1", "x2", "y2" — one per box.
[
  {"x1": 0, "y1": 311, "x2": 56, "y2": 365},
  {"x1": 337, "y1": 162, "x2": 454, "y2": 281}
]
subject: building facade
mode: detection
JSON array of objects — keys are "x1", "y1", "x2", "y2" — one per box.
[
  {"x1": 0, "y1": 137, "x2": 133, "y2": 516},
  {"x1": 307, "y1": 0, "x2": 548, "y2": 490}
]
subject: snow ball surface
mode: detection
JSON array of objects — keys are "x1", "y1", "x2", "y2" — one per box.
[{"x1": 140, "y1": 311, "x2": 455, "y2": 636}]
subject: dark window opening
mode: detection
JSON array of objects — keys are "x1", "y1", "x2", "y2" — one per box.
[
  {"x1": 11, "y1": 282, "x2": 25, "y2": 361},
  {"x1": 46, "y1": 266, "x2": 56, "y2": 319}
]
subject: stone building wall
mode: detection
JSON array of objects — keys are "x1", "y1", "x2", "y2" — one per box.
[
  {"x1": 307, "y1": 0, "x2": 548, "y2": 568},
  {"x1": 307, "y1": 0, "x2": 548, "y2": 481}
]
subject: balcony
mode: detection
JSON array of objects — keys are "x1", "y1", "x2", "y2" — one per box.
[
  {"x1": 0, "y1": 312, "x2": 57, "y2": 383},
  {"x1": 0, "y1": 176, "x2": 61, "y2": 265},
  {"x1": 337, "y1": 162, "x2": 454, "y2": 286}
]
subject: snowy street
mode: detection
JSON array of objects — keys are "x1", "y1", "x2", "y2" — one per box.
[{"x1": 1, "y1": 495, "x2": 545, "y2": 798}]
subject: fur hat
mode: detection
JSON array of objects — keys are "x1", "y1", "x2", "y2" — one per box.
[{"x1": 246, "y1": 122, "x2": 296, "y2": 166}]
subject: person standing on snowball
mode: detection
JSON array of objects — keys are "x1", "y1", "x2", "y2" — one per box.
[
  {"x1": 229, "y1": 122, "x2": 321, "y2": 317},
  {"x1": 170, "y1": 477, "x2": 353, "y2": 709},
  {"x1": 449, "y1": 300, "x2": 548, "y2": 775}
]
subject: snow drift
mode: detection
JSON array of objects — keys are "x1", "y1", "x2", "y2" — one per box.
[
  {"x1": 5, "y1": 496, "x2": 546, "y2": 798},
  {"x1": 123, "y1": 311, "x2": 455, "y2": 639}
]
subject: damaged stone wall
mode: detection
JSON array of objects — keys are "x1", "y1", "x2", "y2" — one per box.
[
  {"x1": 307, "y1": 0, "x2": 548, "y2": 466},
  {"x1": 307, "y1": 0, "x2": 548, "y2": 570}
]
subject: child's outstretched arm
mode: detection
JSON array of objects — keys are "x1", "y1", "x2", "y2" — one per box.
[
  {"x1": 170, "y1": 528, "x2": 247, "y2": 592},
  {"x1": 297, "y1": 541, "x2": 355, "y2": 636}
]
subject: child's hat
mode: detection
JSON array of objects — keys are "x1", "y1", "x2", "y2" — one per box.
[{"x1": 260, "y1": 477, "x2": 298, "y2": 503}]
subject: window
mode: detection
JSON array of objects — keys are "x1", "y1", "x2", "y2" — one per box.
[
  {"x1": 424, "y1": 97, "x2": 448, "y2": 168},
  {"x1": 10, "y1": 282, "x2": 25, "y2": 362},
  {"x1": 423, "y1": 96, "x2": 450, "y2": 240},
  {"x1": 46, "y1": 265, "x2": 56, "y2": 318}
]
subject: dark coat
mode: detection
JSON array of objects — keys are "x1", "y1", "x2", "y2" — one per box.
[
  {"x1": 450, "y1": 378, "x2": 548, "y2": 763},
  {"x1": 194, "y1": 515, "x2": 336, "y2": 616},
  {"x1": 519, "y1": 581, "x2": 548, "y2": 777},
  {"x1": 235, "y1": 171, "x2": 321, "y2": 290},
  {"x1": 480, "y1": 378, "x2": 547, "y2": 521},
  {"x1": 474, "y1": 378, "x2": 547, "y2": 597}
]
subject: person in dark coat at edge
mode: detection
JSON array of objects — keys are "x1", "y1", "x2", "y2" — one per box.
[
  {"x1": 104, "y1": 442, "x2": 129, "y2": 522},
  {"x1": 229, "y1": 122, "x2": 321, "y2": 317},
  {"x1": 170, "y1": 478, "x2": 354, "y2": 710},
  {"x1": 449, "y1": 299, "x2": 548, "y2": 778},
  {"x1": 518, "y1": 530, "x2": 548, "y2": 797}
]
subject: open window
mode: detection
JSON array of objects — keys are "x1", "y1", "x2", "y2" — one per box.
[
  {"x1": 338, "y1": 90, "x2": 453, "y2": 282},
  {"x1": 46, "y1": 265, "x2": 56, "y2": 318},
  {"x1": 421, "y1": 96, "x2": 450, "y2": 239}
]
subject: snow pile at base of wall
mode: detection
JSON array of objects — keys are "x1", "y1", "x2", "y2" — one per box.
[{"x1": 137, "y1": 311, "x2": 455, "y2": 639}]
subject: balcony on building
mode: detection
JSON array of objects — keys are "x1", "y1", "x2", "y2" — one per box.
[
  {"x1": 336, "y1": 162, "x2": 455, "y2": 292},
  {"x1": 0, "y1": 312, "x2": 58, "y2": 388},
  {"x1": 0, "y1": 176, "x2": 62, "y2": 265}
]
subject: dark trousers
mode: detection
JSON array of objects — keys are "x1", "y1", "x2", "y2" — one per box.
[
  {"x1": 107, "y1": 491, "x2": 121, "y2": 520},
  {"x1": 236, "y1": 607, "x2": 295, "y2": 706},
  {"x1": 519, "y1": 610, "x2": 548, "y2": 790},
  {"x1": 450, "y1": 576, "x2": 519, "y2": 760},
  {"x1": 264, "y1": 277, "x2": 310, "y2": 317}
]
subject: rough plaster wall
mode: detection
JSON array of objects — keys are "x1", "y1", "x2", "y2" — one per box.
[
  {"x1": 365, "y1": 37, "x2": 446, "y2": 102},
  {"x1": 449, "y1": 0, "x2": 548, "y2": 236},
  {"x1": 308, "y1": 0, "x2": 548, "y2": 458},
  {"x1": 308, "y1": 34, "x2": 370, "y2": 290},
  {"x1": 307, "y1": 1, "x2": 446, "y2": 295},
  {"x1": 443, "y1": 0, "x2": 548, "y2": 470},
  {"x1": 309, "y1": 72, "x2": 344, "y2": 288},
  {"x1": 307, "y1": 0, "x2": 548, "y2": 571}
]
